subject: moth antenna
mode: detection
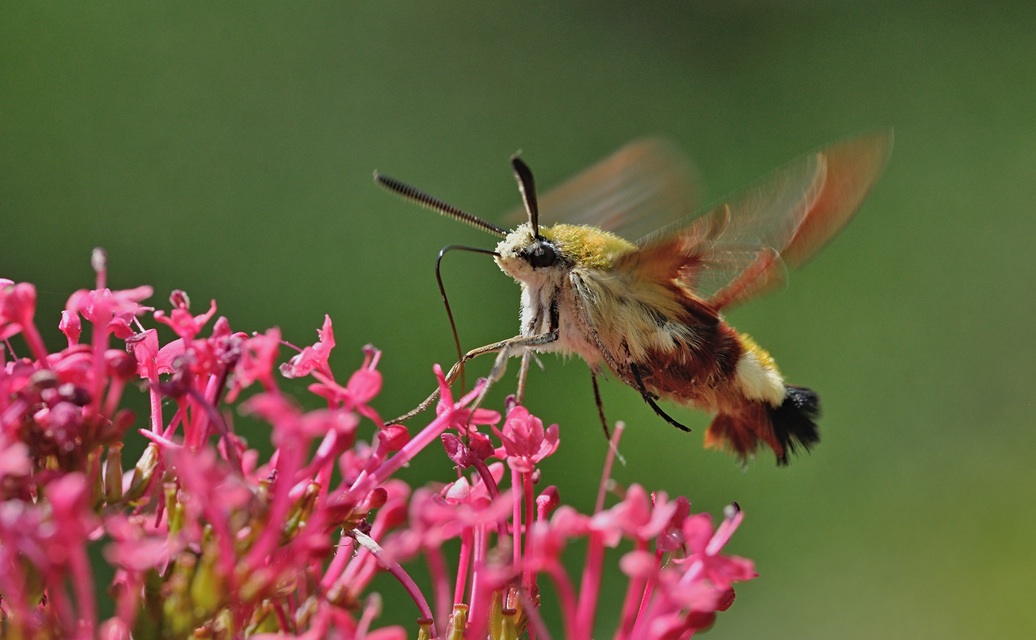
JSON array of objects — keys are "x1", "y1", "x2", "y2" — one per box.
[
  {"x1": 374, "y1": 171, "x2": 508, "y2": 238},
  {"x1": 510, "y1": 155, "x2": 541, "y2": 238},
  {"x1": 436, "y1": 244, "x2": 501, "y2": 392}
]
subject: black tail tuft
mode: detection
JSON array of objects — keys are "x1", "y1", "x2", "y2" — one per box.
[{"x1": 768, "y1": 386, "x2": 821, "y2": 466}]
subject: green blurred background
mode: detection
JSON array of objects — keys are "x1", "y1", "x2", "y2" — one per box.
[{"x1": 2, "y1": 2, "x2": 1034, "y2": 638}]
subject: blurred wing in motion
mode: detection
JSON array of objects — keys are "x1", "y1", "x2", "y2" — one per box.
[
  {"x1": 507, "y1": 138, "x2": 702, "y2": 241},
  {"x1": 626, "y1": 130, "x2": 893, "y2": 310}
]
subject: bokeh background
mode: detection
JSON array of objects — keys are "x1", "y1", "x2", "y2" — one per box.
[{"x1": 2, "y1": 2, "x2": 1033, "y2": 638}]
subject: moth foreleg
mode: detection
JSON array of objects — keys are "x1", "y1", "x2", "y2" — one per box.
[
  {"x1": 468, "y1": 329, "x2": 558, "y2": 417},
  {"x1": 516, "y1": 352, "x2": 532, "y2": 405},
  {"x1": 390, "y1": 329, "x2": 559, "y2": 424}
]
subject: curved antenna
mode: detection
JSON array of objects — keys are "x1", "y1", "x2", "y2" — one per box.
[
  {"x1": 436, "y1": 244, "x2": 501, "y2": 392},
  {"x1": 510, "y1": 155, "x2": 541, "y2": 238},
  {"x1": 374, "y1": 171, "x2": 508, "y2": 238}
]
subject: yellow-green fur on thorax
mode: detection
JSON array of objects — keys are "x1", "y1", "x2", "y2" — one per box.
[{"x1": 540, "y1": 224, "x2": 635, "y2": 269}]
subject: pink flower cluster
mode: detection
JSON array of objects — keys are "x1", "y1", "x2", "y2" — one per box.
[{"x1": 0, "y1": 250, "x2": 757, "y2": 639}]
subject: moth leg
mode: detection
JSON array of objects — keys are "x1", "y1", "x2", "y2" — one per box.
[
  {"x1": 590, "y1": 368, "x2": 611, "y2": 439},
  {"x1": 390, "y1": 329, "x2": 559, "y2": 424},
  {"x1": 630, "y1": 363, "x2": 692, "y2": 433},
  {"x1": 515, "y1": 351, "x2": 532, "y2": 405},
  {"x1": 470, "y1": 327, "x2": 560, "y2": 416},
  {"x1": 515, "y1": 305, "x2": 551, "y2": 404}
]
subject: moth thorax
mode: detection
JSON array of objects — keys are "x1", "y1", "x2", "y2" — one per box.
[{"x1": 539, "y1": 223, "x2": 635, "y2": 270}]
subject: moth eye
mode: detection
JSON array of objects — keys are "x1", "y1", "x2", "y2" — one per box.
[{"x1": 528, "y1": 241, "x2": 557, "y2": 269}]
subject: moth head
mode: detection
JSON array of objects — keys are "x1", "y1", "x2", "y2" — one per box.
[{"x1": 495, "y1": 224, "x2": 568, "y2": 283}]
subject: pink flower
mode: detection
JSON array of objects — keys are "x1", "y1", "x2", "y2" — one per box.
[
  {"x1": 0, "y1": 260, "x2": 763, "y2": 639},
  {"x1": 229, "y1": 328, "x2": 282, "y2": 398},
  {"x1": 1, "y1": 281, "x2": 50, "y2": 362},
  {"x1": 494, "y1": 404, "x2": 560, "y2": 473},
  {"x1": 59, "y1": 309, "x2": 82, "y2": 346},
  {"x1": 152, "y1": 290, "x2": 217, "y2": 341},
  {"x1": 103, "y1": 514, "x2": 177, "y2": 572},
  {"x1": 0, "y1": 436, "x2": 31, "y2": 479},
  {"x1": 589, "y1": 484, "x2": 678, "y2": 547},
  {"x1": 342, "y1": 344, "x2": 383, "y2": 405},
  {"x1": 441, "y1": 429, "x2": 495, "y2": 469},
  {"x1": 65, "y1": 283, "x2": 153, "y2": 339},
  {"x1": 0, "y1": 280, "x2": 37, "y2": 341},
  {"x1": 281, "y1": 314, "x2": 336, "y2": 379},
  {"x1": 676, "y1": 504, "x2": 758, "y2": 593}
]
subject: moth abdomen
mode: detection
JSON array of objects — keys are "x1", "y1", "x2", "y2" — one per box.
[{"x1": 767, "y1": 386, "x2": 821, "y2": 465}]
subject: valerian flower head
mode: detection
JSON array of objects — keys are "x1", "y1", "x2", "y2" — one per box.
[{"x1": 0, "y1": 258, "x2": 759, "y2": 639}]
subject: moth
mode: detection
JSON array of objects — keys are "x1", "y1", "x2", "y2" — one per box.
[{"x1": 375, "y1": 131, "x2": 892, "y2": 464}]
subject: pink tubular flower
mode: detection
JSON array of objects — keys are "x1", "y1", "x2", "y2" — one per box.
[
  {"x1": 59, "y1": 309, "x2": 82, "y2": 347},
  {"x1": 0, "y1": 435, "x2": 31, "y2": 480},
  {"x1": 281, "y1": 313, "x2": 336, "y2": 379},
  {"x1": 590, "y1": 484, "x2": 678, "y2": 547},
  {"x1": 1, "y1": 280, "x2": 49, "y2": 362},
  {"x1": 153, "y1": 290, "x2": 217, "y2": 341},
  {"x1": 677, "y1": 504, "x2": 758, "y2": 594},
  {"x1": 495, "y1": 404, "x2": 560, "y2": 473},
  {"x1": 1, "y1": 281, "x2": 37, "y2": 340},
  {"x1": 229, "y1": 328, "x2": 282, "y2": 399},
  {"x1": 0, "y1": 257, "x2": 760, "y2": 639},
  {"x1": 65, "y1": 282, "x2": 154, "y2": 340}
]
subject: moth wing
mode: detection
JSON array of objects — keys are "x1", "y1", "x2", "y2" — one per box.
[
  {"x1": 777, "y1": 129, "x2": 893, "y2": 268},
  {"x1": 505, "y1": 138, "x2": 701, "y2": 240},
  {"x1": 625, "y1": 130, "x2": 893, "y2": 311}
]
